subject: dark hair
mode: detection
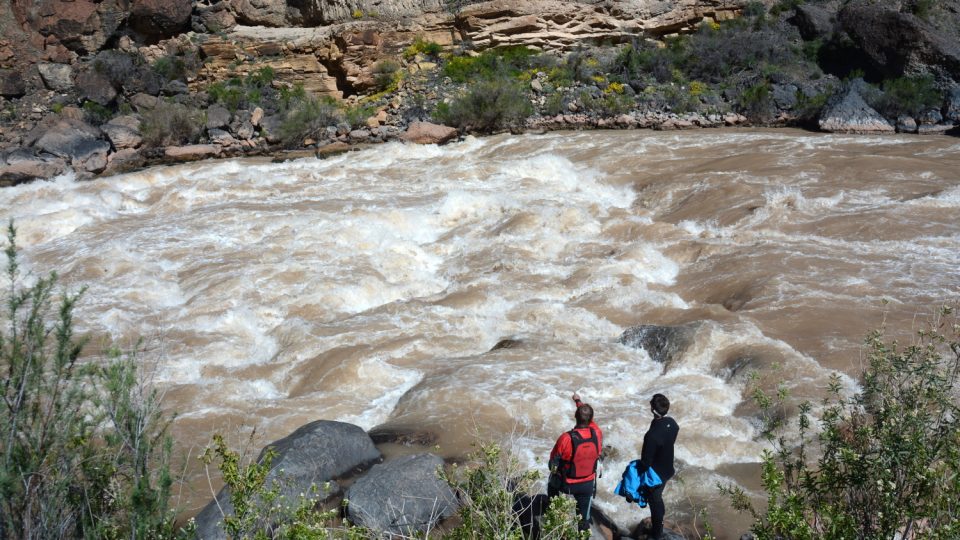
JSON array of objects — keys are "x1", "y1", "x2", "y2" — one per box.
[
  {"x1": 651, "y1": 394, "x2": 670, "y2": 416},
  {"x1": 575, "y1": 404, "x2": 593, "y2": 427}
]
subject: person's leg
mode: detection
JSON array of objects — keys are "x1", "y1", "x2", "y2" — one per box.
[
  {"x1": 567, "y1": 481, "x2": 594, "y2": 532},
  {"x1": 647, "y1": 484, "x2": 665, "y2": 539},
  {"x1": 547, "y1": 474, "x2": 561, "y2": 499}
]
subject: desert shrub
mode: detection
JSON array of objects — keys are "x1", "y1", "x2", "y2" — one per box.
[
  {"x1": 441, "y1": 443, "x2": 584, "y2": 540},
  {"x1": 207, "y1": 67, "x2": 278, "y2": 111},
  {"x1": 0, "y1": 222, "x2": 184, "y2": 539},
  {"x1": 909, "y1": 0, "x2": 936, "y2": 19},
  {"x1": 153, "y1": 56, "x2": 188, "y2": 81},
  {"x1": 737, "y1": 80, "x2": 775, "y2": 122},
  {"x1": 140, "y1": 101, "x2": 204, "y2": 147},
  {"x1": 723, "y1": 306, "x2": 960, "y2": 539},
  {"x1": 404, "y1": 36, "x2": 443, "y2": 59},
  {"x1": 578, "y1": 89, "x2": 634, "y2": 116},
  {"x1": 678, "y1": 22, "x2": 802, "y2": 84},
  {"x1": 434, "y1": 77, "x2": 532, "y2": 132},
  {"x1": 442, "y1": 46, "x2": 538, "y2": 83},
  {"x1": 82, "y1": 100, "x2": 114, "y2": 125},
  {"x1": 277, "y1": 96, "x2": 342, "y2": 148},
  {"x1": 874, "y1": 75, "x2": 941, "y2": 118},
  {"x1": 372, "y1": 59, "x2": 401, "y2": 92}
]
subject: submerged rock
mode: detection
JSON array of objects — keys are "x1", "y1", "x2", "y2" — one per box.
[{"x1": 618, "y1": 323, "x2": 701, "y2": 367}]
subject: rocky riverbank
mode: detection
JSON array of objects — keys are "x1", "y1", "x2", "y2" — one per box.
[{"x1": 1, "y1": 0, "x2": 959, "y2": 186}]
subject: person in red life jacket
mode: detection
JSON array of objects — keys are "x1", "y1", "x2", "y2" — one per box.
[
  {"x1": 548, "y1": 393, "x2": 603, "y2": 532},
  {"x1": 637, "y1": 393, "x2": 679, "y2": 540}
]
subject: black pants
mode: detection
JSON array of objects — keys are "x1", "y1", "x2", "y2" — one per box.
[
  {"x1": 645, "y1": 483, "x2": 666, "y2": 539},
  {"x1": 547, "y1": 476, "x2": 595, "y2": 532}
]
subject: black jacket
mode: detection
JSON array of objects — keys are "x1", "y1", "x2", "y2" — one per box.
[{"x1": 638, "y1": 416, "x2": 679, "y2": 482}]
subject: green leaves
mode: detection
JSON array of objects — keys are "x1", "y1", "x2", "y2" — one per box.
[{"x1": 726, "y1": 307, "x2": 960, "y2": 539}]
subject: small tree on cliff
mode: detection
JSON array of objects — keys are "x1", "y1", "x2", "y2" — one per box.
[{"x1": 723, "y1": 305, "x2": 960, "y2": 539}]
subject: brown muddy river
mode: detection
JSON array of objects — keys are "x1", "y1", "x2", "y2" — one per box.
[{"x1": 2, "y1": 129, "x2": 959, "y2": 536}]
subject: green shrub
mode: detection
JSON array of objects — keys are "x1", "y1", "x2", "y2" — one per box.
[
  {"x1": 200, "y1": 434, "x2": 356, "y2": 539},
  {"x1": 277, "y1": 96, "x2": 342, "y2": 148},
  {"x1": 723, "y1": 306, "x2": 960, "y2": 539},
  {"x1": 434, "y1": 77, "x2": 532, "y2": 132},
  {"x1": 738, "y1": 80, "x2": 775, "y2": 122},
  {"x1": 875, "y1": 75, "x2": 941, "y2": 118},
  {"x1": 404, "y1": 37, "x2": 443, "y2": 60},
  {"x1": 578, "y1": 89, "x2": 634, "y2": 116},
  {"x1": 82, "y1": 100, "x2": 114, "y2": 125},
  {"x1": 207, "y1": 80, "x2": 246, "y2": 111},
  {"x1": 0, "y1": 222, "x2": 184, "y2": 539},
  {"x1": 910, "y1": 0, "x2": 936, "y2": 19},
  {"x1": 153, "y1": 56, "x2": 187, "y2": 81},
  {"x1": 207, "y1": 67, "x2": 278, "y2": 111},
  {"x1": 140, "y1": 101, "x2": 204, "y2": 147},
  {"x1": 442, "y1": 46, "x2": 538, "y2": 83},
  {"x1": 441, "y1": 443, "x2": 584, "y2": 540},
  {"x1": 372, "y1": 59, "x2": 401, "y2": 92}
]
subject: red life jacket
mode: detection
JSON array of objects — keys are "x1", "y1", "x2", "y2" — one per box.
[{"x1": 560, "y1": 427, "x2": 600, "y2": 481}]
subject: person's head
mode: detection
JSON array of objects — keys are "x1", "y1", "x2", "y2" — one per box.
[
  {"x1": 575, "y1": 403, "x2": 593, "y2": 428},
  {"x1": 650, "y1": 393, "x2": 670, "y2": 418}
]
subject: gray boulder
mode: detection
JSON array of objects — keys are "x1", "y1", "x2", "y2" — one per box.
[
  {"x1": 194, "y1": 420, "x2": 381, "y2": 540},
  {"x1": 34, "y1": 119, "x2": 110, "y2": 173},
  {"x1": 0, "y1": 150, "x2": 67, "y2": 185},
  {"x1": 38, "y1": 63, "x2": 74, "y2": 92},
  {"x1": 946, "y1": 86, "x2": 960, "y2": 123},
  {"x1": 819, "y1": 80, "x2": 894, "y2": 134},
  {"x1": 101, "y1": 123, "x2": 142, "y2": 150},
  {"x1": 75, "y1": 69, "x2": 117, "y2": 105},
  {"x1": 345, "y1": 453, "x2": 457, "y2": 536},
  {"x1": 618, "y1": 323, "x2": 700, "y2": 367},
  {"x1": 206, "y1": 105, "x2": 232, "y2": 130},
  {"x1": 791, "y1": 3, "x2": 834, "y2": 41},
  {"x1": 918, "y1": 108, "x2": 943, "y2": 125},
  {"x1": 896, "y1": 115, "x2": 918, "y2": 133}
]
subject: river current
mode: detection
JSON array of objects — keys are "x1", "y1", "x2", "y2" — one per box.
[{"x1": 2, "y1": 129, "x2": 959, "y2": 535}]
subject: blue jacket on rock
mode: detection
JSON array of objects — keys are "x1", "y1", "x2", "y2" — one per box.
[{"x1": 613, "y1": 460, "x2": 663, "y2": 508}]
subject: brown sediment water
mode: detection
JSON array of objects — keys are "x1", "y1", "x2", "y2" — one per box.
[{"x1": 2, "y1": 129, "x2": 958, "y2": 536}]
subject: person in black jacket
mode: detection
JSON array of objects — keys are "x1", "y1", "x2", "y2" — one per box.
[{"x1": 637, "y1": 393, "x2": 679, "y2": 539}]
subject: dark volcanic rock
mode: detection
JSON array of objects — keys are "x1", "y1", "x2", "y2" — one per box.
[
  {"x1": 618, "y1": 323, "x2": 700, "y2": 367},
  {"x1": 130, "y1": 0, "x2": 194, "y2": 41},
  {"x1": 75, "y1": 69, "x2": 117, "y2": 105},
  {"x1": 0, "y1": 150, "x2": 67, "y2": 185},
  {"x1": 0, "y1": 69, "x2": 26, "y2": 98},
  {"x1": 194, "y1": 420, "x2": 381, "y2": 540},
  {"x1": 345, "y1": 453, "x2": 456, "y2": 535},
  {"x1": 33, "y1": 119, "x2": 110, "y2": 173},
  {"x1": 790, "y1": 3, "x2": 834, "y2": 41},
  {"x1": 947, "y1": 86, "x2": 960, "y2": 123},
  {"x1": 838, "y1": 0, "x2": 960, "y2": 84}
]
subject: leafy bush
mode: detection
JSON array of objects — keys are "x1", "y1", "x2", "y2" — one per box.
[
  {"x1": 578, "y1": 89, "x2": 634, "y2": 116},
  {"x1": 277, "y1": 96, "x2": 342, "y2": 148},
  {"x1": 404, "y1": 37, "x2": 443, "y2": 60},
  {"x1": 82, "y1": 100, "x2": 114, "y2": 125},
  {"x1": 442, "y1": 46, "x2": 538, "y2": 83},
  {"x1": 723, "y1": 306, "x2": 960, "y2": 539},
  {"x1": 738, "y1": 81, "x2": 775, "y2": 122},
  {"x1": 372, "y1": 59, "x2": 401, "y2": 92},
  {"x1": 0, "y1": 222, "x2": 184, "y2": 539},
  {"x1": 153, "y1": 56, "x2": 188, "y2": 81},
  {"x1": 207, "y1": 67, "x2": 277, "y2": 111},
  {"x1": 140, "y1": 101, "x2": 204, "y2": 148},
  {"x1": 441, "y1": 443, "x2": 584, "y2": 540},
  {"x1": 874, "y1": 75, "x2": 941, "y2": 118},
  {"x1": 434, "y1": 77, "x2": 532, "y2": 132}
]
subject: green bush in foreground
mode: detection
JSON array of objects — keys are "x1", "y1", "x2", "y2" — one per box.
[
  {"x1": 0, "y1": 222, "x2": 183, "y2": 540},
  {"x1": 723, "y1": 305, "x2": 960, "y2": 539}
]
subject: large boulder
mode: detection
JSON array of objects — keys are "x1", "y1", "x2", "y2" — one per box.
[
  {"x1": 401, "y1": 121, "x2": 458, "y2": 145},
  {"x1": 101, "y1": 123, "x2": 142, "y2": 150},
  {"x1": 345, "y1": 453, "x2": 457, "y2": 536},
  {"x1": 129, "y1": 0, "x2": 194, "y2": 41},
  {"x1": 33, "y1": 118, "x2": 110, "y2": 173},
  {"x1": 837, "y1": 0, "x2": 960, "y2": 84},
  {"x1": 38, "y1": 63, "x2": 74, "y2": 92},
  {"x1": 15, "y1": 0, "x2": 128, "y2": 54},
  {"x1": 74, "y1": 69, "x2": 117, "y2": 105},
  {"x1": 229, "y1": 0, "x2": 291, "y2": 27},
  {"x1": 618, "y1": 323, "x2": 701, "y2": 367},
  {"x1": 288, "y1": 0, "x2": 443, "y2": 26},
  {"x1": 819, "y1": 80, "x2": 895, "y2": 134},
  {"x1": 0, "y1": 150, "x2": 67, "y2": 185},
  {"x1": 790, "y1": 3, "x2": 835, "y2": 41},
  {"x1": 194, "y1": 420, "x2": 381, "y2": 540}
]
